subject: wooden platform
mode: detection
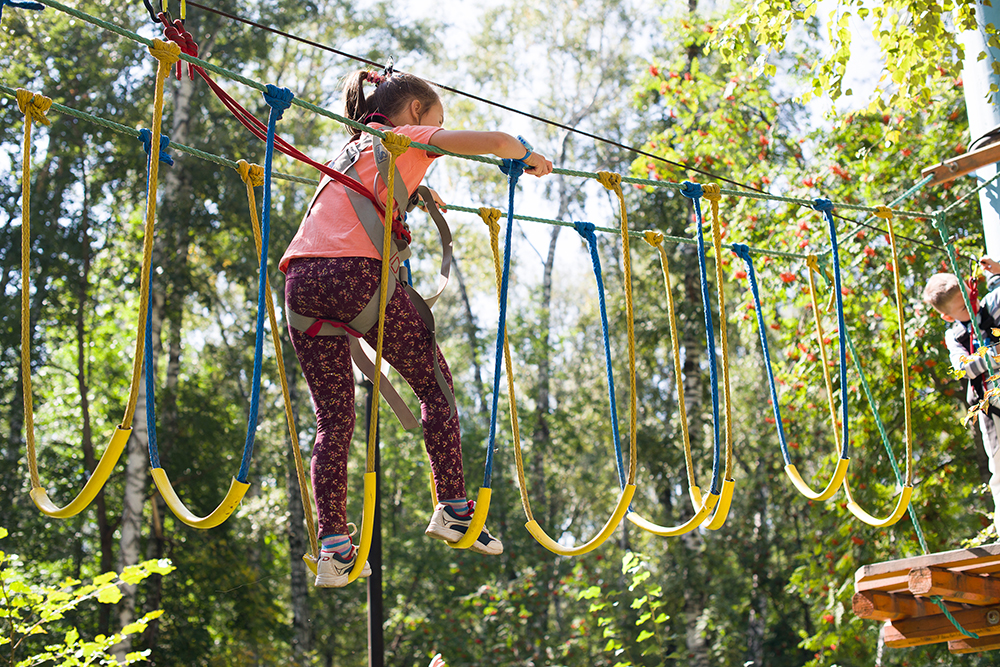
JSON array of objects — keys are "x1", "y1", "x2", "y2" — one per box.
[{"x1": 853, "y1": 544, "x2": 1000, "y2": 652}]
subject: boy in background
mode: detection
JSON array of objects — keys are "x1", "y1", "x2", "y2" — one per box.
[{"x1": 922, "y1": 257, "x2": 1000, "y2": 536}]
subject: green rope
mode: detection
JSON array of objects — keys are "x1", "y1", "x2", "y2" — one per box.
[
  {"x1": 929, "y1": 595, "x2": 980, "y2": 639},
  {"x1": 940, "y1": 168, "x2": 1000, "y2": 217},
  {"x1": 822, "y1": 174, "x2": 935, "y2": 255}
]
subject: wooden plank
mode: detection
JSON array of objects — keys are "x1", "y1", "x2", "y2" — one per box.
[
  {"x1": 909, "y1": 567, "x2": 1000, "y2": 605},
  {"x1": 883, "y1": 604, "x2": 1000, "y2": 648},
  {"x1": 920, "y1": 140, "x2": 1000, "y2": 187},
  {"x1": 949, "y1": 634, "x2": 1000, "y2": 654},
  {"x1": 852, "y1": 590, "x2": 962, "y2": 621},
  {"x1": 855, "y1": 544, "x2": 1000, "y2": 591}
]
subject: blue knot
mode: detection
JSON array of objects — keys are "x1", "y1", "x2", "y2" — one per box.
[
  {"x1": 500, "y1": 158, "x2": 524, "y2": 179},
  {"x1": 731, "y1": 243, "x2": 751, "y2": 262},
  {"x1": 680, "y1": 181, "x2": 703, "y2": 199},
  {"x1": 263, "y1": 84, "x2": 294, "y2": 119},
  {"x1": 573, "y1": 221, "x2": 596, "y2": 238},
  {"x1": 812, "y1": 198, "x2": 834, "y2": 213},
  {"x1": 137, "y1": 128, "x2": 174, "y2": 165},
  {"x1": 1, "y1": 0, "x2": 45, "y2": 22}
]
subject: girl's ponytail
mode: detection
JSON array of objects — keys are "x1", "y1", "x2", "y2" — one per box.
[
  {"x1": 341, "y1": 68, "x2": 440, "y2": 136},
  {"x1": 342, "y1": 70, "x2": 370, "y2": 135}
]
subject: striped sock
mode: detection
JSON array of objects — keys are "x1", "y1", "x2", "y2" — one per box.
[
  {"x1": 320, "y1": 534, "x2": 353, "y2": 558},
  {"x1": 441, "y1": 498, "x2": 472, "y2": 518}
]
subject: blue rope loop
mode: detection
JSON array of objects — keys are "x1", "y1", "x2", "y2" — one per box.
[
  {"x1": 572, "y1": 221, "x2": 627, "y2": 492},
  {"x1": 812, "y1": 199, "x2": 850, "y2": 460},
  {"x1": 483, "y1": 150, "x2": 527, "y2": 488},
  {"x1": 732, "y1": 243, "x2": 794, "y2": 464},
  {"x1": 680, "y1": 181, "x2": 722, "y2": 494},
  {"x1": 1, "y1": 0, "x2": 45, "y2": 23},
  {"x1": 137, "y1": 128, "x2": 174, "y2": 165},
  {"x1": 237, "y1": 83, "x2": 290, "y2": 484},
  {"x1": 499, "y1": 135, "x2": 531, "y2": 178}
]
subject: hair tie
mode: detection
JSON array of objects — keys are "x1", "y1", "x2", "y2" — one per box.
[{"x1": 363, "y1": 70, "x2": 386, "y2": 86}]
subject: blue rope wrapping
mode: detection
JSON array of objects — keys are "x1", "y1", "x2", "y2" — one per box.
[
  {"x1": 0, "y1": 0, "x2": 44, "y2": 23},
  {"x1": 138, "y1": 128, "x2": 174, "y2": 166},
  {"x1": 573, "y1": 221, "x2": 627, "y2": 491},
  {"x1": 483, "y1": 146, "x2": 529, "y2": 488},
  {"x1": 679, "y1": 182, "x2": 722, "y2": 494},
  {"x1": 812, "y1": 199, "x2": 850, "y2": 459},
  {"x1": 732, "y1": 244, "x2": 794, "y2": 464},
  {"x1": 140, "y1": 131, "x2": 174, "y2": 470},
  {"x1": 237, "y1": 84, "x2": 292, "y2": 484}
]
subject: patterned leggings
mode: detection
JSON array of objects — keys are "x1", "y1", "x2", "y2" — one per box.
[{"x1": 285, "y1": 257, "x2": 465, "y2": 537}]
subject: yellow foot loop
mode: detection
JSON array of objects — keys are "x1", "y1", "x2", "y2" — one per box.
[
  {"x1": 705, "y1": 478, "x2": 736, "y2": 530},
  {"x1": 448, "y1": 487, "x2": 492, "y2": 550},
  {"x1": 29, "y1": 427, "x2": 131, "y2": 518},
  {"x1": 526, "y1": 485, "x2": 636, "y2": 556},
  {"x1": 150, "y1": 468, "x2": 250, "y2": 530},
  {"x1": 348, "y1": 472, "x2": 378, "y2": 583},
  {"x1": 627, "y1": 489, "x2": 720, "y2": 537},
  {"x1": 844, "y1": 481, "x2": 913, "y2": 528},
  {"x1": 783, "y1": 458, "x2": 850, "y2": 501}
]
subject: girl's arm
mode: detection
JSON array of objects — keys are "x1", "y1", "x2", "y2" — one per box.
[{"x1": 429, "y1": 130, "x2": 553, "y2": 177}]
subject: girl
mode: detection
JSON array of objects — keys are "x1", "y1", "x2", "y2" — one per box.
[{"x1": 280, "y1": 69, "x2": 553, "y2": 587}]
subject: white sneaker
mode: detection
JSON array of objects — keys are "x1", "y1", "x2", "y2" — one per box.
[
  {"x1": 315, "y1": 545, "x2": 372, "y2": 588},
  {"x1": 425, "y1": 503, "x2": 503, "y2": 556}
]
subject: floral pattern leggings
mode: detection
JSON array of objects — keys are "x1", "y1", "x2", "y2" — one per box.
[{"x1": 285, "y1": 257, "x2": 465, "y2": 537}]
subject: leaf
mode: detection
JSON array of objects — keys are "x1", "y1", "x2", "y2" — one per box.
[
  {"x1": 637, "y1": 629, "x2": 656, "y2": 642},
  {"x1": 631, "y1": 596, "x2": 647, "y2": 609},
  {"x1": 96, "y1": 586, "x2": 123, "y2": 604},
  {"x1": 578, "y1": 585, "x2": 601, "y2": 600}
]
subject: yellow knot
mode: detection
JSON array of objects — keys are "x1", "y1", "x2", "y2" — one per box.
[
  {"x1": 381, "y1": 131, "x2": 412, "y2": 157},
  {"x1": 644, "y1": 230, "x2": 664, "y2": 248},
  {"x1": 596, "y1": 171, "x2": 622, "y2": 192},
  {"x1": 149, "y1": 39, "x2": 182, "y2": 69},
  {"x1": 702, "y1": 183, "x2": 722, "y2": 202},
  {"x1": 236, "y1": 160, "x2": 265, "y2": 187},
  {"x1": 478, "y1": 207, "x2": 502, "y2": 235},
  {"x1": 874, "y1": 205, "x2": 893, "y2": 220},
  {"x1": 16, "y1": 89, "x2": 52, "y2": 127},
  {"x1": 805, "y1": 254, "x2": 819, "y2": 272}
]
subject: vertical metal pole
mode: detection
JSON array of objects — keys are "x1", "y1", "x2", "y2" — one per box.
[
  {"x1": 959, "y1": 3, "x2": 1000, "y2": 256},
  {"x1": 364, "y1": 379, "x2": 384, "y2": 667}
]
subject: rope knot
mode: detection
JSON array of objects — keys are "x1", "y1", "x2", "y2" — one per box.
[
  {"x1": 478, "y1": 207, "x2": 502, "y2": 235},
  {"x1": 643, "y1": 230, "x2": 664, "y2": 248},
  {"x1": 596, "y1": 171, "x2": 622, "y2": 192},
  {"x1": 381, "y1": 130, "x2": 412, "y2": 157},
  {"x1": 237, "y1": 160, "x2": 265, "y2": 187},
  {"x1": 263, "y1": 84, "x2": 294, "y2": 120},
  {"x1": 137, "y1": 128, "x2": 174, "y2": 165},
  {"x1": 680, "y1": 181, "x2": 703, "y2": 200},
  {"x1": 16, "y1": 89, "x2": 51, "y2": 126},
  {"x1": 573, "y1": 221, "x2": 596, "y2": 239},
  {"x1": 874, "y1": 205, "x2": 893, "y2": 220},
  {"x1": 731, "y1": 243, "x2": 751, "y2": 262},
  {"x1": 162, "y1": 18, "x2": 198, "y2": 78},
  {"x1": 806, "y1": 254, "x2": 820, "y2": 272},
  {"x1": 701, "y1": 183, "x2": 722, "y2": 201},
  {"x1": 812, "y1": 198, "x2": 834, "y2": 214},
  {"x1": 499, "y1": 158, "x2": 524, "y2": 179},
  {"x1": 149, "y1": 38, "x2": 182, "y2": 69}
]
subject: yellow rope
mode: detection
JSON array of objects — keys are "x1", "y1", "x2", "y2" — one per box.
[
  {"x1": 806, "y1": 254, "x2": 842, "y2": 450},
  {"x1": 842, "y1": 205, "x2": 914, "y2": 527},
  {"x1": 237, "y1": 159, "x2": 318, "y2": 561},
  {"x1": 18, "y1": 89, "x2": 51, "y2": 490},
  {"x1": 643, "y1": 231, "x2": 700, "y2": 507}
]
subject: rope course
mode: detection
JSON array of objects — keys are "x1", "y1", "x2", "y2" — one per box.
[{"x1": 7, "y1": 0, "x2": 997, "y2": 585}]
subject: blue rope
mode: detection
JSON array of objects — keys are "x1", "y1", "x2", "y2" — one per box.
[
  {"x1": 237, "y1": 84, "x2": 292, "y2": 484},
  {"x1": 0, "y1": 0, "x2": 44, "y2": 23},
  {"x1": 813, "y1": 199, "x2": 850, "y2": 460},
  {"x1": 139, "y1": 130, "x2": 174, "y2": 470},
  {"x1": 573, "y1": 221, "x2": 627, "y2": 491},
  {"x1": 679, "y1": 182, "x2": 722, "y2": 494},
  {"x1": 483, "y1": 140, "x2": 530, "y2": 488},
  {"x1": 732, "y1": 244, "x2": 794, "y2": 464}
]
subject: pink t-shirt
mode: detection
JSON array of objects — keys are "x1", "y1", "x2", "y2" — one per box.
[{"x1": 279, "y1": 123, "x2": 442, "y2": 272}]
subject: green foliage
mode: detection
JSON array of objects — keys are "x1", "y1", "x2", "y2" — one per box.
[{"x1": 0, "y1": 528, "x2": 174, "y2": 666}]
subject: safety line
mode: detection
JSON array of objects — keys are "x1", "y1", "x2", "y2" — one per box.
[{"x1": 14, "y1": 0, "x2": 951, "y2": 234}]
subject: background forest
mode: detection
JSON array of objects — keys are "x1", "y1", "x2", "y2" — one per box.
[{"x1": 1, "y1": 0, "x2": 996, "y2": 664}]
